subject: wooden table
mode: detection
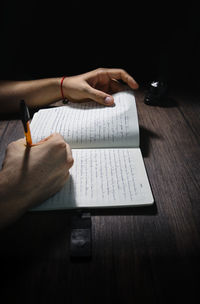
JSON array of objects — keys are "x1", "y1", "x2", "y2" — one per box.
[{"x1": 0, "y1": 89, "x2": 200, "y2": 303}]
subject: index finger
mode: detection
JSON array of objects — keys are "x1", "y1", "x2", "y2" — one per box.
[
  {"x1": 107, "y1": 69, "x2": 139, "y2": 90},
  {"x1": 30, "y1": 134, "x2": 54, "y2": 147}
]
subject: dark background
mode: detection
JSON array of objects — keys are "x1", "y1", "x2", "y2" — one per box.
[{"x1": 0, "y1": 1, "x2": 199, "y2": 89}]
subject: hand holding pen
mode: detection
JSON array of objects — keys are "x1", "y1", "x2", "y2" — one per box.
[
  {"x1": 0, "y1": 130, "x2": 73, "y2": 228},
  {"x1": 20, "y1": 100, "x2": 32, "y2": 147}
]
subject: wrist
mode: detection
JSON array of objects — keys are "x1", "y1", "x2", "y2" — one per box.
[
  {"x1": 0, "y1": 170, "x2": 27, "y2": 228},
  {"x1": 0, "y1": 169, "x2": 30, "y2": 213},
  {"x1": 61, "y1": 76, "x2": 73, "y2": 104},
  {"x1": 53, "y1": 77, "x2": 63, "y2": 100},
  {"x1": 60, "y1": 76, "x2": 68, "y2": 103}
]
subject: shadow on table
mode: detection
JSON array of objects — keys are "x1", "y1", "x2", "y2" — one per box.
[
  {"x1": 0, "y1": 202, "x2": 157, "y2": 252},
  {"x1": 139, "y1": 126, "x2": 161, "y2": 157},
  {"x1": 90, "y1": 203, "x2": 157, "y2": 216},
  {"x1": 0, "y1": 211, "x2": 72, "y2": 258}
]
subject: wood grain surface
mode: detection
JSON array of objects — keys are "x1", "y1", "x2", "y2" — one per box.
[{"x1": 0, "y1": 89, "x2": 199, "y2": 304}]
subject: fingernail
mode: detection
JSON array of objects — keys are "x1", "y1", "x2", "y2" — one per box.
[{"x1": 104, "y1": 96, "x2": 113, "y2": 105}]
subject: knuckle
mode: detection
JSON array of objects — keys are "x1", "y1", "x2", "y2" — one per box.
[
  {"x1": 120, "y1": 68, "x2": 127, "y2": 76},
  {"x1": 50, "y1": 133, "x2": 66, "y2": 149},
  {"x1": 53, "y1": 142, "x2": 66, "y2": 152},
  {"x1": 97, "y1": 67, "x2": 106, "y2": 75},
  {"x1": 67, "y1": 156, "x2": 74, "y2": 167},
  {"x1": 65, "y1": 142, "x2": 72, "y2": 151},
  {"x1": 52, "y1": 132, "x2": 63, "y2": 141},
  {"x1": 58, "y1": 141, "x2": 67, "y2": 150}
]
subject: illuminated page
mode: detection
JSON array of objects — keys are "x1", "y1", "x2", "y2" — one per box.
[
  {"x1": 30, "y1": 91, "x2": 139, "y2": 149},
  {"x1": 33, "y1": 148, "x2": 154, "y2": 210}
]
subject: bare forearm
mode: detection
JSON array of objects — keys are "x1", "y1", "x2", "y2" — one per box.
[{"x1": 0, "y1": 78, "x2": 61, "y2": 113}]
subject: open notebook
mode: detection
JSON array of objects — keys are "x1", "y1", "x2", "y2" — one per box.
[{"x1": 31, "y1": 90, "x2": 153, "y2": 210}]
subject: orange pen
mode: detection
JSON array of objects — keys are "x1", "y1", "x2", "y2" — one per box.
[{"x1": 20, "y1": 100, "x2": 32, "y2": 147}]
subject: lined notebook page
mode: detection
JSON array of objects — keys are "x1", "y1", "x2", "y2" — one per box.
[
  {"x1": 30, "y1": 91, "x2": 139, "y2": 149},
  {"x1": 33, "y1": 148, "x2": 153, "y2": 210}
]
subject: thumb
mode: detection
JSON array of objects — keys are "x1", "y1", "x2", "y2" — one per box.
[{"x1": 85, "y1": 85, "x2": 114, "y2": 106}]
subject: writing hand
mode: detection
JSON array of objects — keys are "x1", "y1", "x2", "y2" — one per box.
[{"x1": 0, "y1": 133, "x2": 73, "y2": 228}]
